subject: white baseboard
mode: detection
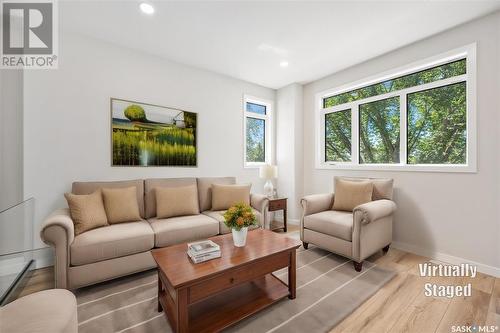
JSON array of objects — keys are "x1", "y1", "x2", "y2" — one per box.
[
  {"x1": 33, "y1": 247, "x2": 54, "y2": 269},
  {"x1": 273, "y1": 217, "x2": 299, "y2": 225},
  {"x1": 392, "y1": 241, "x2": 500, "y2": 278}
]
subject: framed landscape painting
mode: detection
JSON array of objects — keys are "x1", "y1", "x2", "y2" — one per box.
[{"x1": 111, "y1": 98, "x2": 197, "y2": 167}]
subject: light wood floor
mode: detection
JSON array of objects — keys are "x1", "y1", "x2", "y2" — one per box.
[{"x1": 17, "y1": 225, "x2": 500, "y2": 333}]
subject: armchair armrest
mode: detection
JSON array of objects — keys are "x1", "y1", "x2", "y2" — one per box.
[
  {"x1": 353, "y1": 199, "x2": 396, "y2": 224},
  {"x1": 300, "y1": 193, "x2": 334, "y2": 216},
  {"x1": 250, "y1": 193, "x2": 269, "y2": 213},
  {"x1": 40, "y1": 208, "x2": 75, "y2": 289}
]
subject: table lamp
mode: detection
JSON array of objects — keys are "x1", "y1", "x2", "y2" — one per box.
[{"x1": 259, "y1": 164, "x2": 278, "y2": 198}]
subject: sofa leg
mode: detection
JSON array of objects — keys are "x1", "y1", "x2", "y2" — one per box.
[
  {"x1": 353, "y1": 261, "x2": 363, "y2": 272},
  {"x1": 302, "y1": 242, "x2": 309, "y2": 249},
  {"x1": 382, "y1": 244, "x2": 390, "y2": 254}
]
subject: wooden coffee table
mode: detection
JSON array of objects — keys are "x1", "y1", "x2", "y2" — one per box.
[{"x1": 151, "y1": 229, "x2": 301, "y2": 333}]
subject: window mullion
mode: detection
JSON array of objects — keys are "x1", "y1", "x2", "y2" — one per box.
[
  {"x1": 400, "y1": 93, "x2": 407, "y2": 165},
  {"x1": 352, "y1": 104, "x2": 359, "y2": 165}
]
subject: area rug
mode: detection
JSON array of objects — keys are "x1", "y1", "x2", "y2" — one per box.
[{"x1": 76, "y1": 234, "x2": 395, "y2": 333}]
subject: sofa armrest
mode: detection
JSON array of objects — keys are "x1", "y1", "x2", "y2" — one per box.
[
  {"x1": 40, "y1": 208, "x2": 75, "y2": 289},
  {"x1": 250, "y1": 193, "x2": 269, "y2": 213},
  {"x1": 40, "y1": 208, "x2": 75, "y2": 245},
  {"x1": 353, "y1": 199, "x2": 396, "y2": 224},
  {"x1": 300, "y1": 193, "x2": 334, "y2": 216}
]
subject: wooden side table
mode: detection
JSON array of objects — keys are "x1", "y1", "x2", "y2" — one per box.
[{"x1": 268, "y1": 197, "x2": 287, "y2": 232}]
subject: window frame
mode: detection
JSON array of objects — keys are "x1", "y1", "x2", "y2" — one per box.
[
  {"x1": 315, "y1": 43, "x2": 477, "y2": 173},
  {"x1": 243, "y1": 95, "x2": 273, "y2": 168}
]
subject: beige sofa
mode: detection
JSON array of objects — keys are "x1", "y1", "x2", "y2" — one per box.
[
  {"x1": 300, "y1": 177, "x2": 396, "y2": 271},
  {"x1": 41, "y1": 177, "x2": 268, "y2": 289}
]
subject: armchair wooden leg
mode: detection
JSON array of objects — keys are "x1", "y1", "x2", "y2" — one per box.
[
  {"x1": 382, "y1": 244, "x2": 390, "y2": 254},
  {"x1": 302, "y1": 242, "x2": 309, "y2": 249},
  {"x1": 353, "y1": 261, "x2": 363, "y2": 272}
]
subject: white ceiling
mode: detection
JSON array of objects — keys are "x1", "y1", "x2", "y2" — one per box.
[{"x1": 60, "y1": 1, "x2": 500, "y2": 89}]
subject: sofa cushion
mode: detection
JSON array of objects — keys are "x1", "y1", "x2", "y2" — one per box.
[
  {"x1": 64, "y1": 190, "x2": 108, "y2": 235},
  {"x1": 333, "y1": 178, "x2": 373, "y2": 212},
  {"x1": 148, "y1": 214, "x2": 219, "y2": 247},
  {"x1": 144, "y1": 178, "x2": 197, "y2": 218},
  {"x1": 102, "y1": 187, "x2": 142, "y2": 224},
  {"x1": 211, "y1": 184, "x2": 251, "y2": 211},
  {"x1": 72, "y1": 179, "x2": 145, "y2": 218},
  {"x1": 0, "y1": 289, "x2": 77, "y2": 333},
  {"x1": 156, "y1": 184, "x2": 200, "y2": 218},
  {"x1": 197, "y1": 177, "x2": 236, "y2": 212},
  {"x1": 303, "y1": 210, "x2": 353, "y2": 241},
  {"x1": 70, "y1": 220, "x2": 154, "y2": 266},
  {"x1": 202, "y1": 209, "x2": 262, "y2": 234}
]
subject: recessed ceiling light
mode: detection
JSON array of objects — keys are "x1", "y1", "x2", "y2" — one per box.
[
  {"x1": 140, "y1": 3, "x2": 155, "y2": 15},
  {"x1": 280, "y1": 61, "x2": 289, "y2": 68}
]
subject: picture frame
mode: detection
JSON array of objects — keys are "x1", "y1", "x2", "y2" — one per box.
[{"x1": 110, "y1": 98, "x2": 197, "y2": 167}]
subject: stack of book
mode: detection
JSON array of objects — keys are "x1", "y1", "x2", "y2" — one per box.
[{"x1": 187, "y1": 240, "x2": 221, "y2": 264}]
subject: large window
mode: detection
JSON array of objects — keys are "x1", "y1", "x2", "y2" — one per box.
[
  {"x1": 244, "y1": 96, "x2": 272, "y2": 167},
  {"x1": 317, "y1": 45, "x2": 476, "y2": 172}
]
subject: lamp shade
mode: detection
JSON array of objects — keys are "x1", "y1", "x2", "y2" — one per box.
[{"x1": 259, "y1": 164, "x2": 278, "y2": 179}]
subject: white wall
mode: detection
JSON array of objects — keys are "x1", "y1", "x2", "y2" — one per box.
[
  {"x1": 303, "y1": 12, "x2": 500, "y2": 275},
  {"x1": 24, "y1": 31, "x2": 275, "y2": 250},
  {"x1": 0, "y1": 69, "x2": 23, "y2": 212},
  {"x1": 276, "y1": 83, "x2": 303, "y2": 222}
]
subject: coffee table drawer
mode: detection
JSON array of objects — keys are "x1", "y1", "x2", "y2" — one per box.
[{"x1": 188, "y1": 251, "x2": 289, "y2": 304}]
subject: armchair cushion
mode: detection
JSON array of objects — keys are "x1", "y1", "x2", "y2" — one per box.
[
  {"x1": 353, "y1": 199, "x2": 397, "y2": 224},
  {"x1": 335, "y1": 176, "x2": 394, "y2": 200},
  {"x1": 303, "y1": 210, "x2": 353, "y2": 241},
  {"x1": 332, "y1": 178, "x2": 373, "y2": 212}
]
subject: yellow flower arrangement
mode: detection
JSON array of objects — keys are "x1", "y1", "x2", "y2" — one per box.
[{"x1": 223, "y1": 202, "x2": 257, "y2": 231}]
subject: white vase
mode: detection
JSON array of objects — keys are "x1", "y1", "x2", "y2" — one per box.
[
  {"x1": 231, "y1": 227, "x2": 248, "y2": 247},
  {"x1": 263, "y1": 179, "x2": 274, "y2": 198}
]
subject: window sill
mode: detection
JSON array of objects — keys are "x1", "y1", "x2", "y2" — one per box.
[
  {"x1": 244, "y1": 162, "x2": 267, "y2": 169},
  {"x1": 316, "y1": 163, "x2": 477, "y2": 173}
]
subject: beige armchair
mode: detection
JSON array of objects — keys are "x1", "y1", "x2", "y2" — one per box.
[{"x1": 300, "y1": 177, "x2": 396, "y2": 271}]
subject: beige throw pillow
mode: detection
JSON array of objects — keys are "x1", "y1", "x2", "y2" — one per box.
[
  {"x1": 64, "y1": 190, "x2": 108, "y2": 235},
  {"x1": 156, "y1": 185, "x2": 200, "y2": 219},
  {"x1": 211, "y1": 184, "x2": 251, "y2": 211},
  {"x1": 333, "y1": 179, "x2": 373, "y2": 212},
  {"x1": 101, "y1": 187, "x2": 142, "y2": 224}
]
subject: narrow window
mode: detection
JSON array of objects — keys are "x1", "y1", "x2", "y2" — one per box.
[{"x1": 244, "y1": 96, "x2": 272, "y2": 167}]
